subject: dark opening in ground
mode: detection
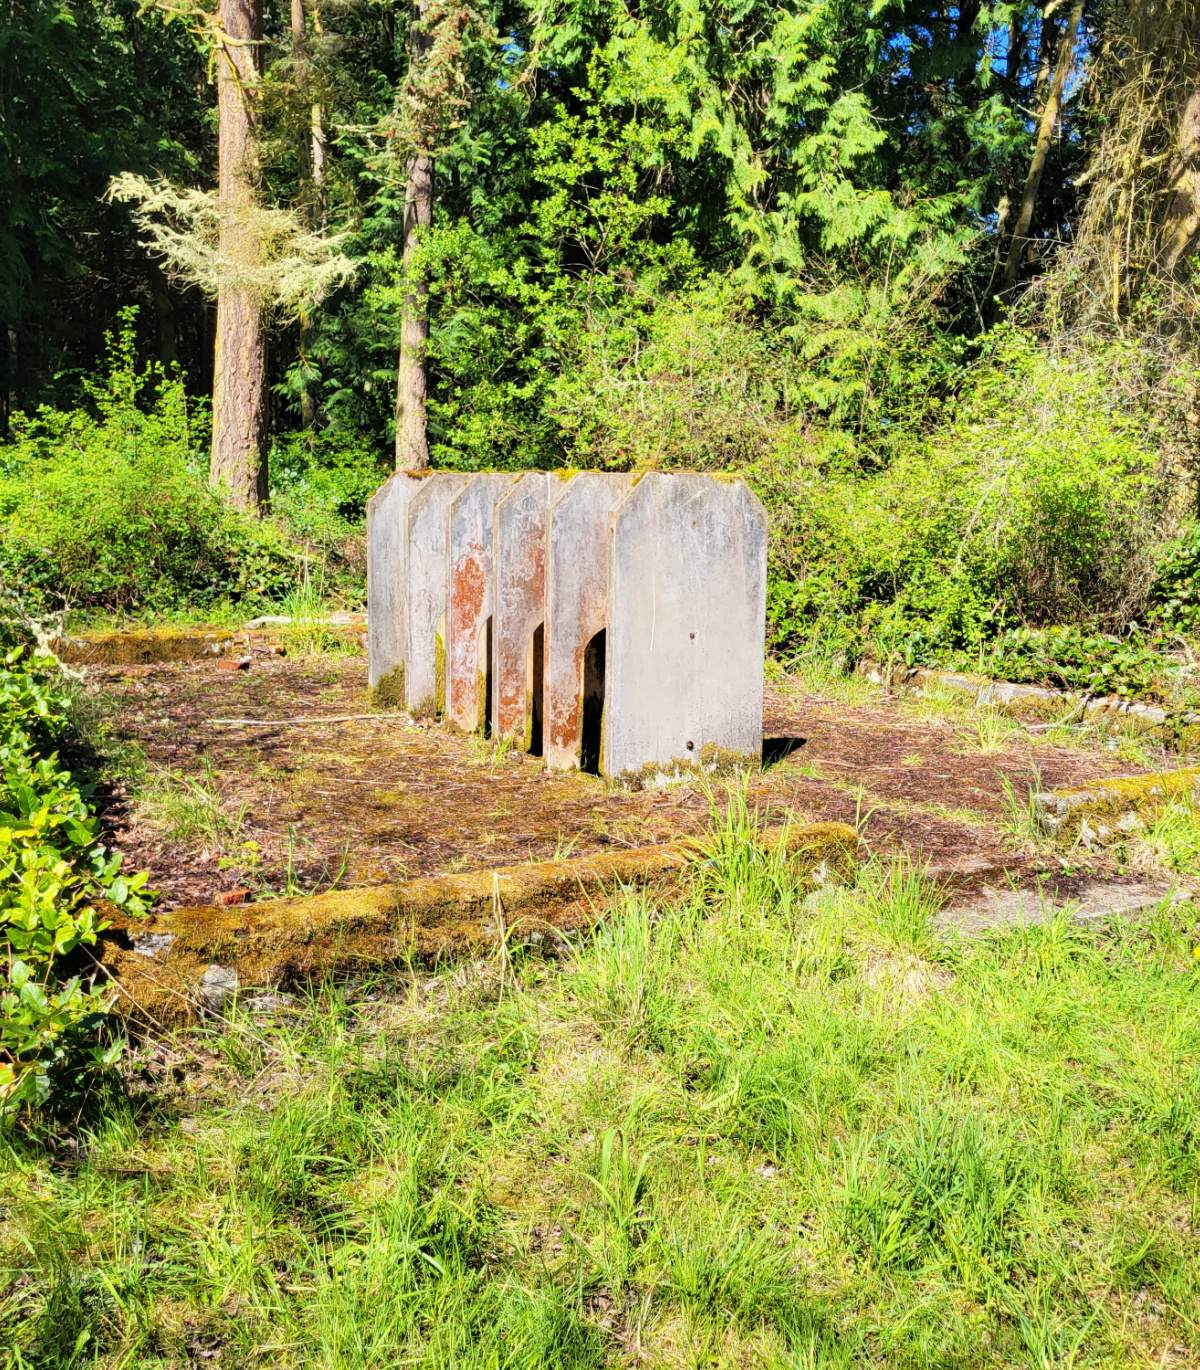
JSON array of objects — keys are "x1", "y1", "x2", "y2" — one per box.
[
  {"x1": 763, "y1": 736, "x2": 806, "y2": 767},
  {"x1": 483, "y1": 615, "x2": 494, "y2": 738}
]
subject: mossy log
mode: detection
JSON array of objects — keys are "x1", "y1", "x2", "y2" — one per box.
[{"x1": 96, "y1": 820, "x2": 858, "y2": 1024}]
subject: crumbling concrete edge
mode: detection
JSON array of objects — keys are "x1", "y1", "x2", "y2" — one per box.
[
  {"x1": 857, "y1": 660, "x2": 1200, "y2": 743},
  {"x1": 52, "y1": 622, "x2": 366, "y2": 668},
  {"x1": 1033, "y1": 766, "x2": 1200, "y2": 848},
  {"x1": 96, "y1": 820, "x2": 858, "y2": 1023}
]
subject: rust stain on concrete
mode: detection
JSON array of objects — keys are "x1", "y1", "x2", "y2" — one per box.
[
  {"x1": 449, "y1": 552, "x2": 486, "y2": 728},
  {"x1": 494, "y1": 476, "x2": 550, "y2": 741}
]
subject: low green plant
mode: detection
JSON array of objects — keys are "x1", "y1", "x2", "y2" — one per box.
[
  {"x1": 0, "y1": 313, "x2": 300, "y2": 617},
  {"x1": 1140, "y1": 796, "x2": 1200, "y2": 876},
  {"x1": 856, "y1": 856, "x2": 946, "y2": 955},
  {"x1": 962, "y1": 707, "x2": 1023, "y2": 755},
  {"x1": 135, "y1": 760, "x2": 247, "y2": 849},
  {"x1": 998, "y1": 767, "x2": 1048, "y2": 851},
  {"x1": 0, "y1": 650, "x2": 152, "y2": 1108}
]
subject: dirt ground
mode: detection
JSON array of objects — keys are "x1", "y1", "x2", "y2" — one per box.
[{"x1": 82, "y1": 652, "x2": 1166, "y2": 911}]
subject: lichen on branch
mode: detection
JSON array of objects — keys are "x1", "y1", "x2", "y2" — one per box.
[{"x1": 107, "y1": 173, "x2": 355, "y2": 317}]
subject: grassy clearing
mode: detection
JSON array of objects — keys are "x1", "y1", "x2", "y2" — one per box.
[
  {"x1": 778, "y1": 658, "x2": 882, "y2": 708},
  {"x1": 4, "y1": 814, "x2": 1200, "y2": 1367}
]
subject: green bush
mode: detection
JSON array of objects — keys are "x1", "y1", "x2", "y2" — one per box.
[
  {"x1": 1152, "y1": 522, "x2": 1200, "y2": 630},
  {"x1": 0, "y1": 313, "x2": 298, "y2": 616},
  {"x1": 1, "y1": 650, "x2": 152, "y2": 1110},
  {"x1": 268, "y1": 430, "x2": 385, "y2": 601},
  {"x1": 760, "y1": 328, "x2": 1164, "y2": 672}
]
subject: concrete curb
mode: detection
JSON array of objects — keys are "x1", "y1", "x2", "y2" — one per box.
[
  {"x1": 858, "y1": 661, "x2": 1200, "y2": 744},
  {"x1": 50, "y1": 621, "x2": 366, "y2": 667},
  {"x1": 940, "y1": 878, "x2": 1181, "y2": 935},
  {"x1": 1033, "y1": 767, "x2": 1200, "y2": 848},
  {"x1": 95, "y1": 820, "x2": 858, "y2": 1023}
]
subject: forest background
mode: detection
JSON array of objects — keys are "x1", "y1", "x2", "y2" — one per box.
[{"x1": 4, "y1": 0, "x2": 1200, "y2": 696}]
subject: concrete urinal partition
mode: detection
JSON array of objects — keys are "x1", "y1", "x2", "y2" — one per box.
[
  {"x1": 366, "y1": 471, "x2": 427, "y2": 700},
  {"x1": 543, "y1": 472, "x2": 635, "y2": 772},
  {"x1": 491, "y1": 473, "x2": 566, "y2": 748},
  {"x1": 402, "y1": 472, "x2": 469, "y2": 717},
  {"x1": 445, "y1": 473, "x2": 519, "y2": 733},
  {"x1": 603, "y1": 473, "x2": 769, "y2": 787}
]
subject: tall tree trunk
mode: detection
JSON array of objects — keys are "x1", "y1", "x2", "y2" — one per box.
[
  {"x1": 1162, "y1": 86, "x2": 1200, "y2": 275},
  {"x1": 395, "y1": 0, "x2": 432, "y2": 472},
  {"x1": 212, "y1": 0, "x2": 268, "y2": 510},
  {"x1": 292, "y1": 0, "x2": 316, "y2": 432},
  {"x1": 1001, "y1": 0, "x2": 1085, "y2": 298},
  {"x1": 394, "y1": 152, "x2": 432, "y2": 470}
]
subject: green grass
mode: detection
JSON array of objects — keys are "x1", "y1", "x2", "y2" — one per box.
[
  {"x1": 1137, "y1": 795, "x2": 1200, "y2": 877},
  {"x1": 134, "y1": 759, "x2": 248, "y2": 849},
  {"x1": 4, "y1": 823, "x2": 1200, "y2": 1366}
]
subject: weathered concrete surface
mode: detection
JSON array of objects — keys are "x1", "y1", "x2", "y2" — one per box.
[
  {"x1": 97, "y1": 820, "x2": 857, "y2": 1023},
  {"x1": 941, "y1": 878, "x2": 1178, "y2": 934},
  {"x1": 545, "y1": 472, "x2": 635, "y2": 770},
  {"x1": 49, "y1": 624, "x2": 369, "y2": 667},
  {"x1": 1035, "y1": 766, "x2": 1200, "y2": 847},
  {"x1": 52, "y1": 630, "x2": 239, "y2": 665},
  {"x1": 403, "y1": 472, "x2": 469, "y2": 716},
  {"x1": 604, "y1": 474, "x2": 768, "y2": 783},
  {"x1": 859, "y1": 661, "x2": 1200, "y2": 748},
  {"x1": 367, "y1": 473, "x2": 426, "y2": 692},
  {"x1": 446, "y1": 473, "x2": 518, "y2": 732},
  {"x1": 492, "y1": 473, "x2": 560, "y2": 743}
]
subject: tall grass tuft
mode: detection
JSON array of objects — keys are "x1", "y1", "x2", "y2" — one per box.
[{"x1": 856, "y1": 854, "x2": 946, "y2": 955}]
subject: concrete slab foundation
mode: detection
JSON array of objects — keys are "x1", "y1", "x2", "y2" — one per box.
[
  {"x1": 544, "y1": 472, "x2": 634, "y2": 770},
  {"x1": 366, "y1": 473, "x2": 425, "y2": 695},
  {"x1": 404, "y1": 473, "x2": 469, "y2": 717},
  {"x1": 446, "y1": 473, "x2": 518, "y2": 733},
  {"x1": 604, "y1": 473, "x2": 768, "y2": 783}
]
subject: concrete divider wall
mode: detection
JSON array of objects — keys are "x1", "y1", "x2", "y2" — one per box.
[
  {"x1": 366, "y1": 473, "x2": 426, "y2": 691},
  {"x1": 544, "y1": 472, "x2": 635, "y2": 769},
  {"x1": 603, "y1": 473, "x2": 767, "y2": 781},
  {"x1": 492, "y1": 473, "x2": 561, "y2": 742},
  {"x1": 404, "y1": 472, "x2": 469, "y2": 716},
  {"x1": 446, "y1": 473, "x2": 519, "y2": 732}
]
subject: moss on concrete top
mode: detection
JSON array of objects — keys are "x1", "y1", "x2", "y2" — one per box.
[
  {"x1": 98, "y1": 819, "x2": 858, "y2": 1023},
  {"x1": 1036, "y1": 766, "x2": 1200, "y2": 846},
  {"x1": 52, "y1": 629, "x2": 236, "y2": 665}
]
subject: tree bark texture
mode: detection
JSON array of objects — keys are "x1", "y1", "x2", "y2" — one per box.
[
  {"x1": 395, "y1": 0, "x2": 433, "y2": 472},
  {"x1": 212, "y1": 0, "x2": 268, "y2": 510},
  {"x1": 1001, "y1": 0, "x2": 1085, "y2": 297},
  {"x1": 395, "y1": 151, "x2": 432, "y2": 470},
  {"x1": 1163, "y1": 86, "x2": 1200, "y2": 275}
]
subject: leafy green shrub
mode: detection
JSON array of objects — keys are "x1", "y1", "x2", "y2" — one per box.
[
  {"x1": 982, "y1": 625, "x2": 1171, "y2": 699},
  {"x1": 762, "y1": 328, "x2": 1164, "y2": 673},
  {"x1": 1151, "y1": 522, "x2": 1200, "y2": 629},
  {"x1": 0, "y1": 313, "x2": 298, "y2": 615},
  {"x1": 268, "y1": 431, "x2": 385, "y2": 601},
  {"x1": 270, "y1": 431, "x2": 387, "y2": 529},
  {"x1": 1, "y1": 650, "x2": 152, "y2": 1110}
]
